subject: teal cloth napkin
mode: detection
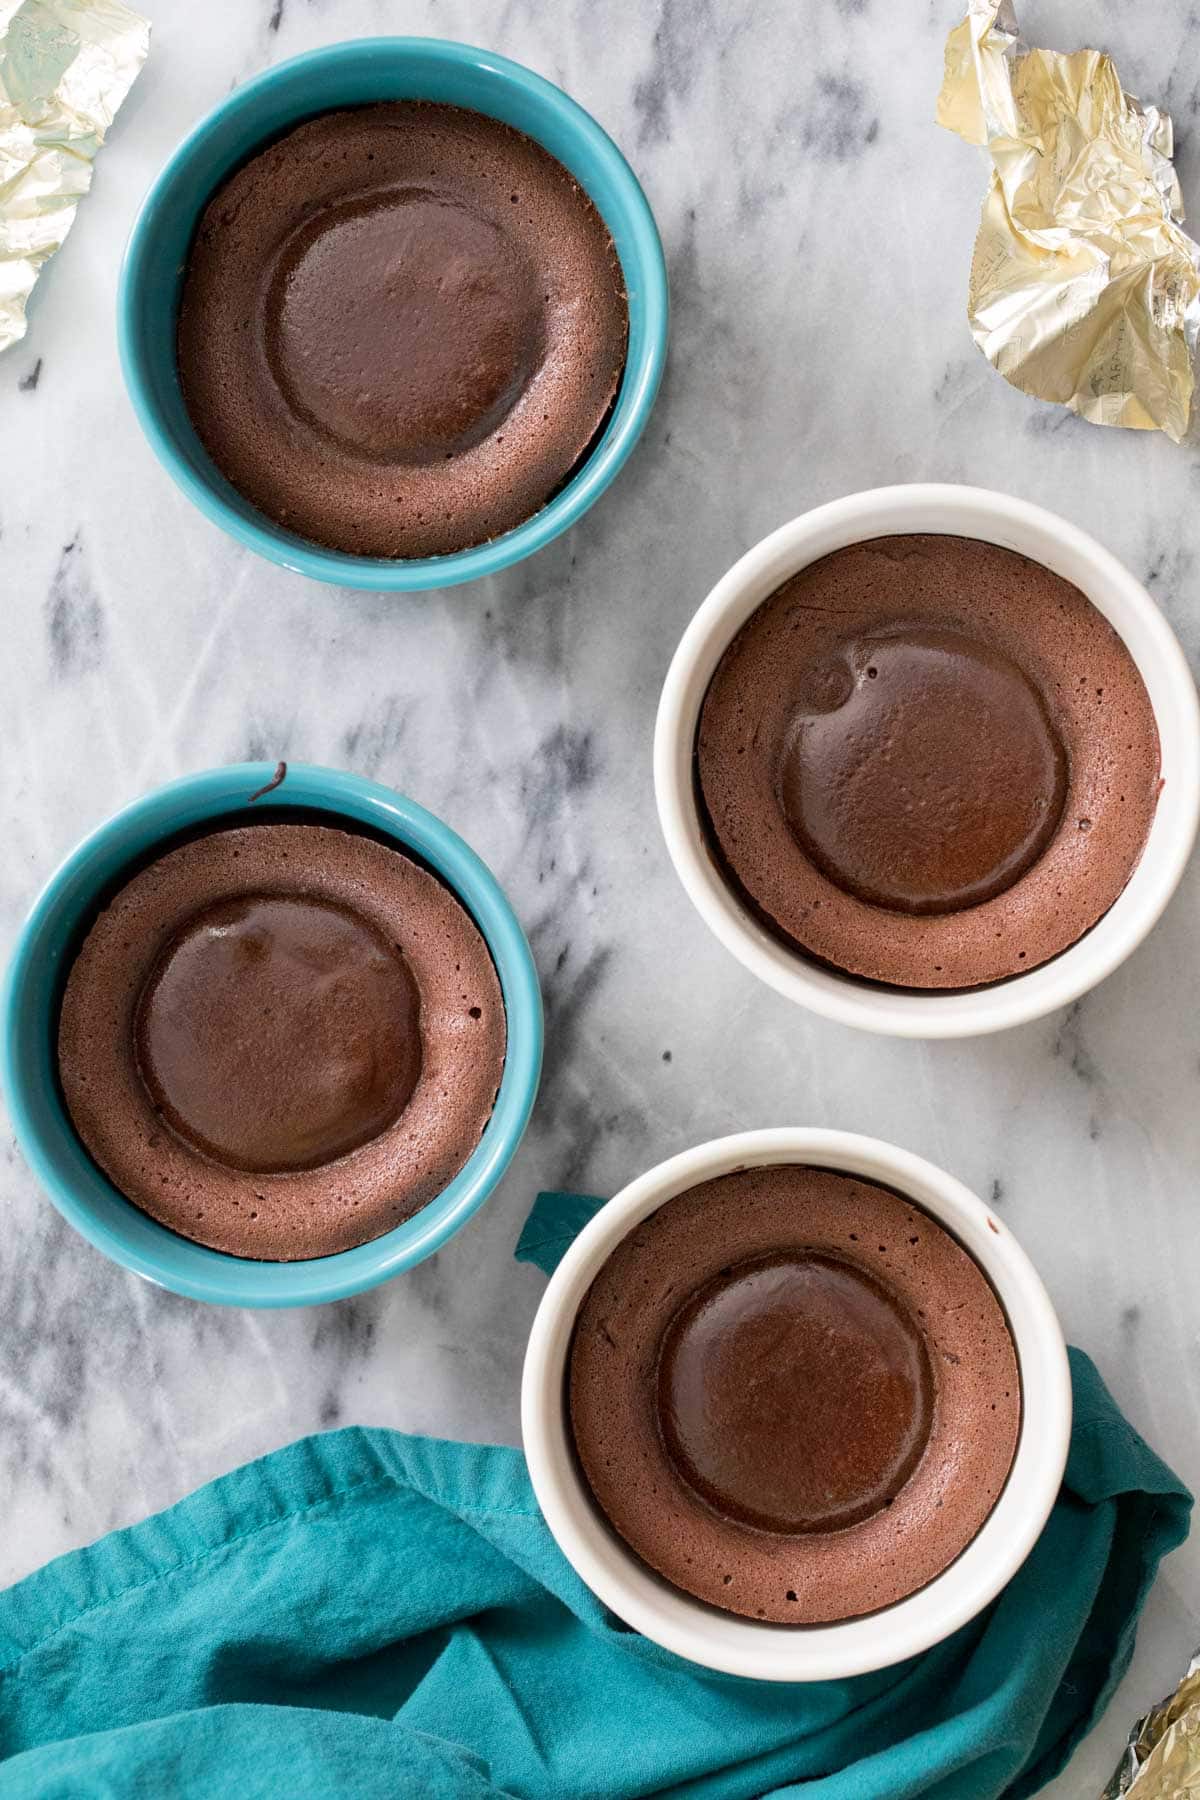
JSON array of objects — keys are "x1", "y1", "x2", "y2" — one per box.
[{"x1": 0, "y1": 1191, "x2": 1189, "y2": 1800}]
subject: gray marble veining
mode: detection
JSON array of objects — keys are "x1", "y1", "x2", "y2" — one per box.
[{"x1": 3, "y1": 1, "x2": 1200, "y2": 1791}]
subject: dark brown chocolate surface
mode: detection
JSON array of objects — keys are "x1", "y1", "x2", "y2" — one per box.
[
  {"x1": 177, "y1": 104, "x2": 629, "y2": 558},
  {"x1": 697, "y1": 535, "x2": 1161, "y2": 988},
  {"x1": 569, "y1": 1166, "x2": 1022, "y2": 1624},
  {"x1": 134, "y1": 894, "x2": 423, "y2": 1175},
  {"x1": 657, "y1": 1252, "x2": 934, "y2": 1534},
  {"x1": 778, "y1": 625, "x2": 1069, "y2": 914},
  {"x1": 58, "y1": 824, "x2": 506, "y2": 1260}
]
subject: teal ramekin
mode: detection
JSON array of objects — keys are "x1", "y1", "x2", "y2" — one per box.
[
  {"x1": 117, "y1": 37, "x2": 669, "y2": 591},
  {"x1": 1, "y1": 764, "x2": 543, "y2": 1307}
]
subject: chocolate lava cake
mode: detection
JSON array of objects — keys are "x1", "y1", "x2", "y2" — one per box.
[
  {"x1": 569, "y1": 1165, "x2": 1021, "y2": 1623},
  {"x1": 58, "y1": 823, "x2": 506, "y2": 1259},
  {"x1": 696, "y1": 535, "x2": 1160, "y2": 989},
  {"x1": 177, "y1": 103, "x2": 629, "y2": 557}
]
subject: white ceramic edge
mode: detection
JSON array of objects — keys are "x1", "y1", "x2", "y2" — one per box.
[
  {"x1": 521, "y1": 1128, "x2": 1071, "y2": 1682},
  {"x1": 653, "y1": 485, "x2": 1200, "y2": 1037}
]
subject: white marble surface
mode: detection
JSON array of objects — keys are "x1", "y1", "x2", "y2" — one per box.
[{"x1": 2, "y1": 0, "x2": 1199, "y2": 1790}]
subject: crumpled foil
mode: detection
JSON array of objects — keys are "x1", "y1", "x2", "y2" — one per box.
[
  {"x1": 936, "y1": 0, "x2": 1200, "y2": 442},
  {"x1": 1102, "y1": 1647, "x2": 1200, "y2": 1797},
  {"x1": 0, "y1": 0, "x2": 149, "y2": 354}
]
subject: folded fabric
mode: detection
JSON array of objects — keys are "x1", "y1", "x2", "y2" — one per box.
[{"x1": 0, "y1": 1192, "x2": 1188, "y2": 1800}]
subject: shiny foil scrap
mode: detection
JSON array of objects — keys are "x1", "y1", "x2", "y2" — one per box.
[
  {"x1": 936, "y1": 0, "x2": 1200, "y2": 443},
  {"x1": 1102, "y1": 1648, "x2": 1200, "y2": 1797},
  {"x1": 0, "y1": 0, "x2": 149, "y2": 354}
]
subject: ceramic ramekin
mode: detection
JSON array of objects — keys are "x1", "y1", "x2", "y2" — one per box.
[
  {"x1": 2, "y1": 763, "x2": 543, "y2": 1307},
  {"x1": 118, "y1": 38, "x2": 668, "y2": 591},
  {"x1": 654, "y1": 485, "x2": 1200, "y2": 1037},
  {"x1": 521, "y1": 1128, "x2": 1070, "y2": 1682}
]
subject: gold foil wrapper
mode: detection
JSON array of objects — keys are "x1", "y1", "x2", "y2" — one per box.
[
  {"x1": 0, "y1": 0, "x2": 149, "y2": 354},
  {"x1": 1102, "y1": 1648, "x2": 1200, "y2": 1797},
  {"x1": 937, "y1": 0, "x2": 1200, "y2": 442}
]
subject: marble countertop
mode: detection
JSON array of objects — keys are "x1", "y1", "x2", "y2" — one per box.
[{"x1": 3, "y1": 0, "x2": 1200, "y2": 1790}]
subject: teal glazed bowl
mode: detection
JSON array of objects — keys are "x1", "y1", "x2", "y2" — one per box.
[
  {"x1": 118, "y1": 38, "x2": 668, "y2": 590},
  {"x1": 2, "y1": 764, "x2": 543, "y2": 1307}
]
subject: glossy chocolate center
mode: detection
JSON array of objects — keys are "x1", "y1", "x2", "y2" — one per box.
[
  {"x1": 265, "y1": 188, "x2": 547, "y2": 464},
  {"x1": 134, "y1": 894, "x2": 422, "y2": 1174},
  {"x1": 777, "y1": 624, "x2": 1068, "y2": 914},
  {"x1": 656, "y1": 1252, "x2": 934, "y2": 1533}
]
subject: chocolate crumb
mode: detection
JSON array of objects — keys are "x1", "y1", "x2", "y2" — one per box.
[{"x1": 247, "y1": 760, "x2": 287, "y2": 803}]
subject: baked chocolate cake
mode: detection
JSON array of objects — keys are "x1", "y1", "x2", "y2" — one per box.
[
  {"x1": 569, "y1": 1165, "x2": 1021, "y2": 1624},
  {"x1": 177, "y1": 103, "x2": 629, "y2": 558},
  {"x1": 58, "y1": 823, "x2": 506, "y2": 1259},
  {"x1": 696, "y1": 535, "x2": 1160, "y2": 989}
]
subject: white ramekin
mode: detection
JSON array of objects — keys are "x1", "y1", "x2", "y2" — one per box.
[
  {"x1": 521, "y1": 1128, "x2": 1071, "y2": 1682},
  {"x1": 653, "y1": 485, "x2": 1200, "y2": 1037}
]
